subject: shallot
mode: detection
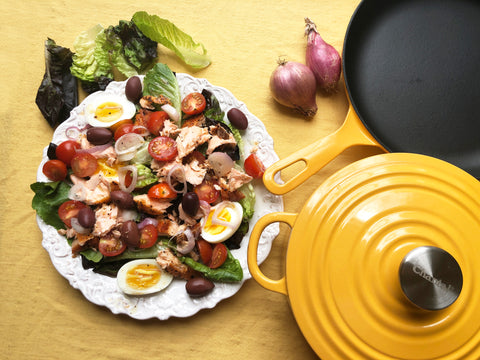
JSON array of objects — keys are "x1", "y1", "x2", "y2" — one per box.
[
  {"x1": 269, "y1": 58, "x2": 317, "y2": 117},
  {"x1": 305, "y1": 17, "x2": 342, "y2": 93}
]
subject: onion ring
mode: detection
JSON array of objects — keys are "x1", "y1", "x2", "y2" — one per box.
[
  {"x1": 118, "y1": 165, "x2": 138, "y2": 193},
  {"x1": 176, "y1": 228, "x2": 196, "y2": 254},
  {"x1": 211, "y1": 201, "x2": 236, "y2": 229},
  {"x1": 68, "y1": 183, "x2": 87, "y2": 202},
  {"x1": 70, "y1": 217, "x2": 91, "y2": 234},
  {"x1": 138, "y1": 217, "x2": 159, "y2": 230},
  {"x1": 167, "y1": 164, "x2": 187, "y2": 194},
  {"x1": 114, "y1": 133, "x2": 145, "y2": 155}
]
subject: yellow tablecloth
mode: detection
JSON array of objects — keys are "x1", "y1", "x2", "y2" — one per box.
[{"x1": 0, "y1": 1, "x2": 383, "y2": 358}]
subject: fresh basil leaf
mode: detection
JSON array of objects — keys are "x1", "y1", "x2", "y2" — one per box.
[
  {"x1": 31, "y1": 181, "x2": 71, "y2": 229},
  {"x1": 132, "y1": 11, "x2": 211, "y2": 69}
]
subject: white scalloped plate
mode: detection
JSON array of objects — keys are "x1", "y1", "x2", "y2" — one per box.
[{"x1": 36, "y1": 73, "x2": 283, "y2": 320}]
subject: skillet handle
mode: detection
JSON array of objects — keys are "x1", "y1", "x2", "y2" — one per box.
[
  {"x1": 247, "y1": 212, "x2": 297, "y2": 296},
  {"x1": 263, "y1": 107, "x2": 378, "y2": 195}
]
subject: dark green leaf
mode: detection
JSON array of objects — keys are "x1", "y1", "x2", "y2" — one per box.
[{"x1": 30, "y1": 181, "x2": 71, "y2": 229}]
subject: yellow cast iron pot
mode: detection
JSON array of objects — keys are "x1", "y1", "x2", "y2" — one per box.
[{"x1": 248, "y1": 153, "x2": 480, "y2": 359}]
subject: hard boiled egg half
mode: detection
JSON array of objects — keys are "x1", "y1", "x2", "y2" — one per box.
[
  {"x1": 201, "y1": 201, "x2": 243, "y2": 243},
  {"x1": 84, "y1": 93, "x2": 136, "y2": 128},
  {"x1": 117, "y1": 259, "x2": 173, "y2": 295}
]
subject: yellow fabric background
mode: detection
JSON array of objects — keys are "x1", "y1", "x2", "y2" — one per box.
[{"x1": 0, "y1": 1, "x2": 382, "y2": 359}]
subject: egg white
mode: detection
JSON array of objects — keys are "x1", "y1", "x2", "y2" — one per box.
[
  {"x1": 84, "y1": 93, "x2": 136, "y2": 128},
  {"x1": 201, "y1": 202, "x2": 243, "y2": 243},
  {"x1": 117, "y1": 259, "x2": 173, "y2": 296}
]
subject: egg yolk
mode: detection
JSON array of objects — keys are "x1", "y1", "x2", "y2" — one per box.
[
  {"x1": 95, "y1": 159, "x2": 119, "y2": 178},
  {"x1": 204, "y1": 208, "x2": 231, "y2": 235},
  {"x1": 94, "y1": 101, "x2": 123, "y2": 123},
  {"x1": 126, "y1": 264, "x2": 161, "y2": 290}
]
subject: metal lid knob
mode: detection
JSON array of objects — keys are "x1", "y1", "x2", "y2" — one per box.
[{"x1": 399, "y1": 246, "x2": 463, "y2": 311}]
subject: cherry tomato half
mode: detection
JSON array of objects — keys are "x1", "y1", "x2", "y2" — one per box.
[
  {"x1": 56, "y1": 140, "x2": 80, "y2": 166},
  {"x1": 99, "y1": 237, "x2": 127, "y2": 257},
  {"x1": 42, "y1": 159, "x2": 68, "y2": 181},
  {"x1": 58, "y1": 200, "x2": 87, "y2": 227},
  {"x1": 113, "y1": 123, "x2": 134, "y2": 141},
  {"x1": 109, "y1": 119, "x2": 132, "y2": 133},
  {"x1": 71, "y1": 152, "x2": 98, "y2": 178},
  {"x1": 194, "y1": 180, "x2": 220, "y2": 204},
  {"x1": 209, "y1": 243, "x2": 228, "y2": 269},
  {"x1": 244, "y1": 153, "x2": 266, "y2": 179},
  {"x1": 197, "y1": 239, "x2": 213, "y2": 265},
  {"x1": 181, "y1": 92, "x2": 206, "y2": 115},
  {"x1": 146, "y1": 111, "x2": 169, "y2": 136},
  {"x1": 148, "y1": 136, "x2": 178, "y2": 162},
  {"x1": 147, "y1": 182, "x2": 177, "y2": 200},
  {"x1": 139, "y1": 224, "x2": 158, "y2": 249}
]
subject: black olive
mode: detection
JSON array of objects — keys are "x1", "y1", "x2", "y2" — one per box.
[
  {"x1": 47, "y1": 142, "x2": 57, "y2": 159},
  {"x1": 86, "y1": 127, "x2": 113, "y2": 145},
  {"x1": 110, "y1": 190, "x2": 135, "y2": 209},
  {"x1": 227, "y1": 108, "x2": 248, "y2": 130},
  {"x1": 77, "y1": 207, "x2": 96, "y2": 228},
  {"x1": 182, "y1": 192, "x2": 200, "y2": 217}
]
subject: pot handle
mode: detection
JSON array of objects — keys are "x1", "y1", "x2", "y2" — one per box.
[
  {"x1": 263, "y1": 107, "x2": 379, "y2": 195},
  {"x1": 247, "y1": 212, "x2": 297, "y2": 296}
]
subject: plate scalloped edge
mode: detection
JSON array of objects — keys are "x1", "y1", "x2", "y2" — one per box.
[{"x1": 36, "y1": 73, "x2": 283, "y2": 320}]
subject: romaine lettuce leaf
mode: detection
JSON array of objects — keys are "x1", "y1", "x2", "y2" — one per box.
[
  {"x1": 181, "y1": 250, "x2": 243, "y2": 282},
  {"x1": 70, "y1": 24, "x2": 113, "y2": 84},
  {"x1": 132, "y1": 11, "x2": 211, "y2": 69},
  {"x1": 143, "y1": 63, "x2": 181, "y2": 119}
]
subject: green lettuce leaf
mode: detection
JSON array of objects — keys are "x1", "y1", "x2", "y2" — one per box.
[
  {"x1": 132, "y1": 11, "x2": 211, "y2": 69},
  {"x1": 31, "y1": 181, "x2": 71, "y2": 229},
  {"x1": 70, "y1": 24, "x2": 113, "y2": 83},
  {"x1": 239, "y1": 183, "x2": 256, "y2": 220},
  {"x1": 134, "y1": 163, "x2": 157, "y2": 188},
  {"x1": 181, "y1": 250, "x2": 243, "y2": 282},
  {"x1": 143, "y1": 63, "x2": 181, "y2": 118}
]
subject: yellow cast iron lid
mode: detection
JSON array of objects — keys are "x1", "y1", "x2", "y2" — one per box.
[{"x1": 286, "y1": 153, "x2": 480, "y2": 359}]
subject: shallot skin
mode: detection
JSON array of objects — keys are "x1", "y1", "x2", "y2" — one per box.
[
  {"x1": 305, "y1": 17, "x2": 342, "y2": 93},
  {"x1": 269, "y1": 59, "x2": 318, "y2": 117}
]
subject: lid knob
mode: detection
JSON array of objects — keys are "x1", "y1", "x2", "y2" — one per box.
[{"x1": 399, "y1": 246, "x2": 463, "y2": 311}]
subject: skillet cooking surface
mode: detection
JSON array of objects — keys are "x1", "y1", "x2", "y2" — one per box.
[{"x1": 343, "y1": 0, "x2": 480, "y2": 176}]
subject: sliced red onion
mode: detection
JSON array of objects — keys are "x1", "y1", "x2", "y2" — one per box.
[
  {"x1": 68, "y1": 183, "x2": 87, "y2": 201},
  {"x1": 167, "y1": 164, "x2": 187, "y2": 194},
  {"x1": 114, "y1": 133, "x2": 144, "y2": 155},
  {"x1": 65, "y1": 126, "x2": 83, "y2": 140},
  {"x1": 161, "y1": 104, "x2": 180, "y2": 124},
  {"x1": 118, "y1": 165, "x2": 138, "y2": 193},
  {"x1": 132, "y1": 125, "x2": 150, "y2": 137},
  {"x1": 176, "y1": 228, "x2": 196, "y2": 254},
  {"x1": 70, "y1": 217, "x2": 91, "y2": 234},
  {"x1": 76, "y1": 143, "x2": 112, "y2": 155},
  {"x1": 138, "y1": 217, "x2": 159, "y2": 230},
  {"x1": 207, "y1": 152, "x2": 234, "y2": 177},
  {"x1": 211, "y1": 201, "x2": 236, "y2": 229},
  {"x1": 199, "y1": 200, "x2": 211, "y2": 216}
]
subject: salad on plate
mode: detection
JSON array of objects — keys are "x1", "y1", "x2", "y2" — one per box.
[{"x1": 31, "y1": 63, "x2": 282, "y2": 319}]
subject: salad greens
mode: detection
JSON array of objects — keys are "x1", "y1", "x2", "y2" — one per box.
[
  {"x1": 182, "y1": 251, "x2": 243, "y2": 282},
  {"x1": 36, "y1": 11, "x2": 210, "y2": 127},
  {"x1": 132, "y1": 11, "x2": 211, "y2": 69},
  {"x1": 143, "y1": 63, "x2": 182, "y2": 117},
  {"x1": 30, "y1": 181, "x2": 71, "y2": 229},
  {"x1": 35, "y1": 39, "x2": 78, "y2": 128}
]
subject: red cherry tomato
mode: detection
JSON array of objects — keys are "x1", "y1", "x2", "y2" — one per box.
[
  {"x1": 197, "y1": 239, "x2": 213, "y2": 265},
  {"x1": 98, "y1": 237, "x2": 127, "y2": 257},
  {"x1": 181, "y1": 92, "x2": 206, "y2": 115},
  {"x1": 147, "y1": 182, "x2": 177, "y2": 200},
  {"x1": 113, "y1": 123, "x2": 135, "y2": 141},
  {"x1": 42, "y1": 159, "x2": 68, "y2": 181},
  {"x1": 58, "y1": 200, "x2": 87, "y2": 227},
  {"x1": 209, "y1": 243, "x2": 228, "y2": 269},
  {"x1": 71, "y1": 152, "x2": 98, "y2": 178},
  {"x1": 109, "y1": 119, "x2": 133, "y2": 133},
  {"x1": 148, "y1": 136, "x2": 178, "y2": 162},
  {"x1": 139, "y1": 224, "x2": 158, "y2": 249},
  {"x1": 194, "y1": 180, "x2": 220, "y2": 204},
  {"x1": 56, "y1": 140, "x2": 80, "y2": 166},
  {"x1": 244, "y1": 153, "x2": 266, "y2": 179},
  {"x1": 146, "y1": 111, "x2": 169, "y2": 136}
]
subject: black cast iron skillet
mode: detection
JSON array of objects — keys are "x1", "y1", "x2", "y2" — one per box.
[{"x1": 263, "y1": 0, "x2": 480, "y2": 195}]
